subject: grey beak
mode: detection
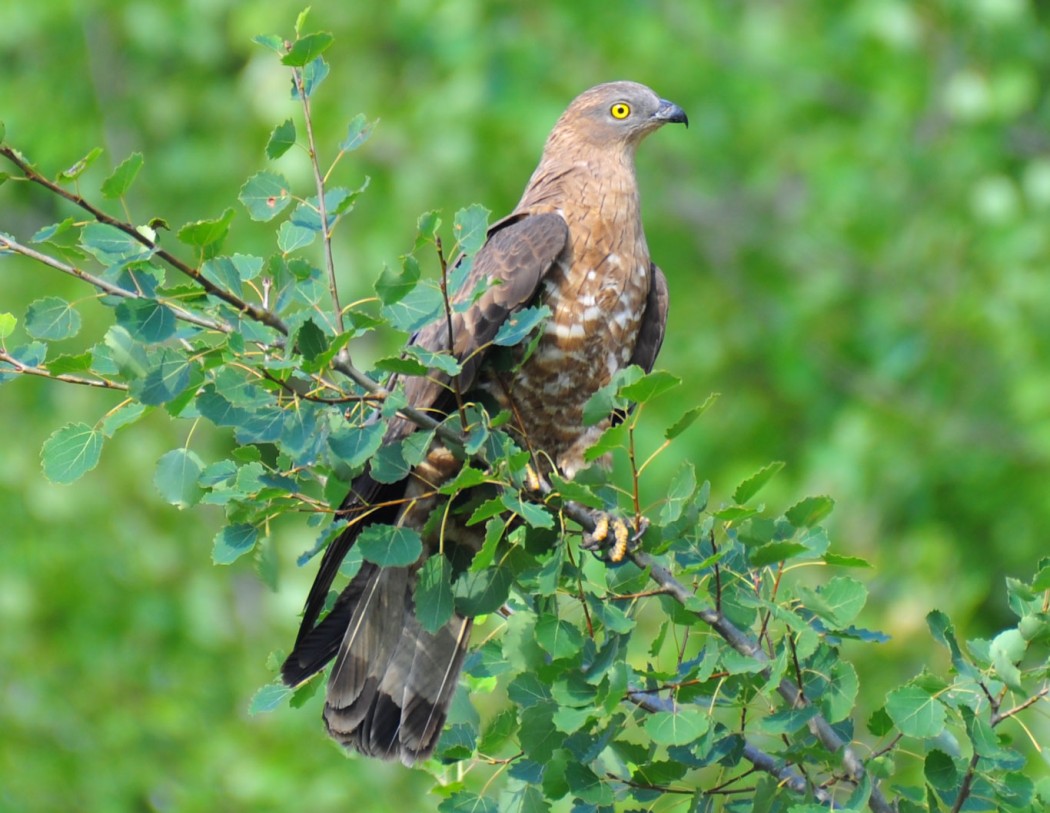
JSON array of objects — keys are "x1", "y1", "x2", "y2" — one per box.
[{"x1": 654, "y1": 98, "x2": 688, "y2": 127}]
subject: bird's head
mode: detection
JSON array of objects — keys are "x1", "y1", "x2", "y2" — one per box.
[{"x1": 549, "y1": 81, "x2": 688, "y2": 152}]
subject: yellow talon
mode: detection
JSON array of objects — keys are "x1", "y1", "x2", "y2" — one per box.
[
  {"x1": 610, "y1": 518, "x2": 630, "y2": 563},
  {"x1": 525, "y1": 464, "x2": 542, "y2": 493},
  {"x1": 592, "y1": 514, "x2": 609, "y2": 543}
]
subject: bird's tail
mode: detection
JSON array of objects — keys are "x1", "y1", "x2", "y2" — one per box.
[{"x1": 313, "y1": 564, "x2": 472, "y2": 765}]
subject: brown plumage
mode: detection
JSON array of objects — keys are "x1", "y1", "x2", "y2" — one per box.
[{"x1": 282, "y1": 81, "x2": 687, "y2": 765}]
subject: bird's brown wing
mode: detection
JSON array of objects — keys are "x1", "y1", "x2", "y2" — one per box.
[
  {"x1": 386, "y1": 210, "x2": 571, "y2": 442},
  {"x1": 628, "y1": 262, "x2": 669, "y2": 374},
  {"x1": 282, "y1": 211, "x2": 569, "y2": 685}
]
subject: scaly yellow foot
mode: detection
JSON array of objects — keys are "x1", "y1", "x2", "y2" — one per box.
[{"x1": 583, "y1": 513, "x2": 646, "y2": 563}]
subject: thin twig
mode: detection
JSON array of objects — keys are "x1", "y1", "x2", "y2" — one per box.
[
  {"x1": 435, "y1": 235, "x2": 468, "y2": 429},
  {"x1": 0, "y1": 145, "x2": 287, "y2": 333},
  {"x1": 290, "y1": 68, "x2": 343, "y2": 336},
  {"x1": 993, "y1": 686, "x2": 1049, "y2": 725},
  {"x1": 0, "y1": 350, "x2": 129, "y2": 391},
  {"x1": 0, "y1": 234, "x2": 230, "y2": 334}
]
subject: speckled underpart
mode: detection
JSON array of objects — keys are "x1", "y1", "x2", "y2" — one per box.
[{"x1": 481, "y1": 151, "x2": 654, "y2": 476}]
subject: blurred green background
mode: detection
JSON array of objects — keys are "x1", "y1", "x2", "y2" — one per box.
[{"x1": 2, "y1": 0, "x2": 1049, "y2": 809}]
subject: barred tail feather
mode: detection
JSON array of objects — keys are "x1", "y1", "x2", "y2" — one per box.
[{"x1": 322, "y1": 565, "x2": 472, "y2": 765}]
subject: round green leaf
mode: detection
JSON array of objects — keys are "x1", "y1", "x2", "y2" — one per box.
[
  {"x1": 40, "y1": 422, "x2": 103, "y2": 484},
  {"x1": 0, "y1": 312, "x2": 18, "y2": 339},
  {"x1": 213, "y1": 523, "x2": 259, "y2": 565},
  {"x1": 238, "y1": 171, "x2": 292, "y2": 221},
  {"x1": 248, "y1": 681, "x2": 292, "y2": 715},
  {"x1": 885, "y1": 684, "x2": 947, "y2": 738},
  {"x1": 154, "y1": 448, "x2": 204, "y2": 509},
  {"x1": 414, "y1": 555, "x2": 454, "y2": 634},
  {"x1": 644, "y1": 709, "x2": 709, "y2": 746},
  {"x1": 357, "y1": 524, "x2": 422, "y2": 567},
  {"x1": 25, "y1": 296, "x2": 81, "y2": 341}
]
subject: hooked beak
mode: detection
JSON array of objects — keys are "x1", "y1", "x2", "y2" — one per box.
[{"x1": 653, "y1": 98, "x2": 688, "y2": 127}]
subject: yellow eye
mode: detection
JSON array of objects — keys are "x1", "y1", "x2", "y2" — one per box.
[{"x1": 610, "y1": 102, "x2": 631, "y2": 120}]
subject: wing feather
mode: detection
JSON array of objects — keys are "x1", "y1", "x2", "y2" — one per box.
[{"x1": 282, "y1": 212, "x2": 569, "y2": 687}]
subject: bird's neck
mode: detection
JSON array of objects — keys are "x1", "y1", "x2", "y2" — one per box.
[{"x1": 516, "y1": 147, "x2": 642, "y2": 230}]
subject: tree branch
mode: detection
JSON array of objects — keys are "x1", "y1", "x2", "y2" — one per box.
[
  {"x1": 631, "y1": 548, "x2": 895, "y2": 813},
  {"x1": 0, "y1": 234, "x2": 230, "y2": 335},
  {"x1": 627, "y1": 688, "x2": 832, "y2": 804},
  {"x1": 0, "y1": 349, "x2": 128, "y2": 391},
  {"x1": 0, "y1": 145, "x2": 287, "y2": 334}
]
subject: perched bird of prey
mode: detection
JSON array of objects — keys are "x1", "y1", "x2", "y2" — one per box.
[{"x1": 282, "y1": 81, "x2": 687, "y2": 765}]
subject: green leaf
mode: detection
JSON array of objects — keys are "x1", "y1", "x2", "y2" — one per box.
[
  {"x1": 437, "y1": 792, "x2": 498, "y2": 813},
  {"x1": 821, "y1": 660, "x2": 859, "y2": 722},
  {"x1": 238, "y1": 172, "x2": 292, "y2": 221},
  {"x1": 535, "y1": 617, "x2": 584, "y2": 660},
  {"x1": 759, "y1": 705, "x2": 818, "y2": 735},
  {"x1": 154, "y1": 448, "x2": 204, "y2": 509},
  {"x1": 644, "y1": 709, "x2": 709, "y2": 746},
  {"x1": 100, "y1": 402, "x2": 148, "y2": 438},
  {"x1": 80, "y1": 222, "x2": 149, "y2": 263},
  {"x1": 786, "y1": 495, "x2": 835, "y2": 528},
  {"x1": 290, "y1": 185, "x2": 364, "y2": 231},
  {"x1": 281, "y1": 31, "x2": 334, "y2": 66},
  {"x1": 492, "y1": 305, "x2": 551, "y2": 347},
  {"x1": 659, "y1": 461, "x2": 696, "y2": 524},
  {"x1": 732, "y1": 460, "x2": 785, "y2": 504},
  {"x1": 454, "y1": 562, "x2": 514, "y2": 616},
  {"x1": 375, "y1": 255, "x2": 421, "y2": 305},
  {"x1": 453, "y1": 204, "x2": 490, "y2": 255},
  {"x1": 823, "y1": 552, "x2": 872, "y2": 568},
  {"x1": 295, "y1": 57, "x2": 329, "y2": 99},
  {"x1": 266, "y1": 119, "x2": 296, "y2": 159},
  {"x1": 296, "y1": 319, "x2": 328, "y2": 362},
  {"x1": 501, "y1": 491, "x2": 553, "y2": 529},
  {"x1": 213, "y1": 523, "x2": 260, "y2": 565},
  {"x1": 114, "y1": 299, "x2": 176, "y2": 343},
  {"x1": 328, "y1": 420, "x2": 384, "y2": 469},
  {"x1": 749, "y1": 541, "x2": 808, "y2": 567},
  {"x1": 248, "y1": 681, "x2": 292, "y2": 715},
  {"x1": 340, "y1": 113, "x2": 376, "y2": 152},
  {"x1": 370, "y1": 441, "x2": 411, "y2": 484},
  {"x1": 57, "y1": 146, "x2": 103, "y2": 182},
  {"x1": 415, "y1": 210, "x2": 441, "y2": 246},
  {"x1": 25, "y1": 296, "x2": 81, "y2": 340},
  {"x1": 415, "y1": 555, "x2": 454, "y2": 634},
  {"x1": 30, "y1": 218, "x2": 76, "y2": 244},
  {"x1": 664, "y1": 392, "x2": 719, "y2": 439},
  {"x1": 45, "y1": 353, "x2": 91, "y2": 377},
  {"x1": 924, "y1": 749, "x2": 958, "y2": 791},
  {"x1": 176, "y1": 207, "x2": 235, "y2": 248},
  {"x1": 136, "y1": 348, "x2": 193, "y2": 405},
  {"x1": 40, "y1": 422, "x2": 103, "y2": 484},
  {"x1": 277, "y1": 221, "x2": 315, "y2": 253},
  {"x1": 404, "y1": 345, "x2": 462, "y2": 377},
  {"x1": 885, "y1": 684, "x2": 947, "y2": 738},
  {"x1": 619, "y1": 369, "x2": 681, "y2": 403},
  {"x1": 989, "y1": 629, "x2": 1026, "y2": 691},
  {"x1": 517, "y1": 702, "x2": 559, "y2": 763},
  {"x1": 103, "y1": 325, "x2": 149, "y2": 378},
  {"x1": 357, "y1": 524, "x2": 423, "y2": 567},
  {"x1": 101, "y1": 152, "x2": 144, "y2": 199},
  {"x1": 814, "y1": 576, "x2": 867, "y2": 628},
  {"x1": 0, "y1": 312, "x2": 16, "y2": 339},
  {"x1": 867, "y1": 706, "x2": 894, "y2": 737}
]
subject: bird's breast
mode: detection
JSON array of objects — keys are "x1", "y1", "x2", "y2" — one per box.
[{"x1": 480, "y1": 216, "x2": 652, "y2": 476}]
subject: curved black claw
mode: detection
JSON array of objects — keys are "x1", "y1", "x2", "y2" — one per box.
[{"x1": 583, "y1": 513, "x2": 649, "y2": 563}]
